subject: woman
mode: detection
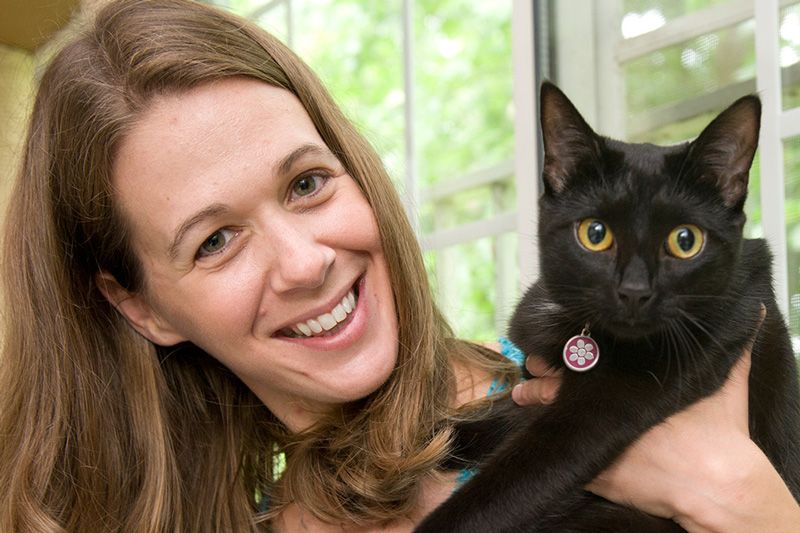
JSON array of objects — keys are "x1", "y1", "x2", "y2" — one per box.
[{"x1": 0, "y1": 0, "x2": 796, "y2": 531}]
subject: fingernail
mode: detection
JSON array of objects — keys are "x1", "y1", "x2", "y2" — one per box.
[{"x1": 511, "y1": 383, "x2": 523, "y2": 403}]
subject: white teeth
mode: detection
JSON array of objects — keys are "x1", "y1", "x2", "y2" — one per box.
[
  {"x1": 318, "y1": 313, "x2": 337, "y2": 331},
  {"x1": 290, "y1": 289, "x2": 357, "y2": 338},
  {"x1": 332, "y1": 303, "x2": 346, "y2": 321},
  {"x1": 307, "y1": 319, "x2": 323, "y2": 334}
]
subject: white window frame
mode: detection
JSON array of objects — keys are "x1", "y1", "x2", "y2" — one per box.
[
  {"x1": 551, "y1": 0, "x2": 799, "y2": 322},
  {"x1": 240, "y1": 0, "x2": 526, "y2": 335},
  {"x1": 228, "y1": 0, "x2": 799, "y2": 337}
]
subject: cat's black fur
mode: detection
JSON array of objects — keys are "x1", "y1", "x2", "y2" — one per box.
[{"x1": 416, "y1": 83, "x2": 800, "y2": 532}]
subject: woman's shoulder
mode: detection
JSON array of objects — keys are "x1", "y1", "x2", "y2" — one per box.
[
  {"x1": 451, "y1": 360, "x2": 496, "y2": 407},
  {"x1": 452, "y1": 338, "x2": 526, "y2": 408}
]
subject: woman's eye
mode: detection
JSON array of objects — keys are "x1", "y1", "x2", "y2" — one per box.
[
  {"x1": 577, "y1": 218, "x2": 614, "y2": 252},
  {"x1": 290, "y1": 173, "x2": 327, "y2": 200},
  {"x1": 666, "y1": 224, "x2": 704, "y2": 259},
  {"x1": 197, "y1": 228, "x2": 237, "y2": 258}
]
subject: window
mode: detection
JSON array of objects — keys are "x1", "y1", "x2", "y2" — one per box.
[
  {"x1": 205, "y1": 0, "x2": 517, "y2": 341},
  {"x1": 547, "y1": 0, "x2": 800, "y2": 354},
  {"x1": 206, "y1": 0, "x2": 799, "y2": 352}
]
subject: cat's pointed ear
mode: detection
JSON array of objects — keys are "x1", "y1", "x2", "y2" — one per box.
[
  {"x1": 688, "y1": 95, "x2": 761, "y2": 209},
  {"x1": 540, "y1": 81, "x2": 600, "y2": 194}
]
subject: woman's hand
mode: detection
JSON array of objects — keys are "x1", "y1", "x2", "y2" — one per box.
[
  {"x1": 511, "y1": 355, "x2": 563, "y2": 406},
  {"x1": 511, "y1": 309, "x2": 800, "y2": 532},
  {"x1": 586, "y1": 308, "x2": 800, "y2": 532}
]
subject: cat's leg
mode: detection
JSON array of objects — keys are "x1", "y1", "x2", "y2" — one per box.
[
  {"x1": 443, "y1": 398, "x2": 543, "y2": 470},
  {"x1": 534, "y1": 493, "x2": 685, "y2": 533},
  {"x1": 416, "y1": 368, "x2": 722, "y2": 533}
]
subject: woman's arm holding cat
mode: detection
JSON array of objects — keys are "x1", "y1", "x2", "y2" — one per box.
[
  {"x1": 585, "y1": 348, "x2": 800, "y2": 533},
  {"x1": 513, "y1": 335, "x2": 800, "y2": 532}
]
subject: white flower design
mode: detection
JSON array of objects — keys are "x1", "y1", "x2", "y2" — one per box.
[{"x1": 568, "y1": 339, "x2": 595, "y2": 366}]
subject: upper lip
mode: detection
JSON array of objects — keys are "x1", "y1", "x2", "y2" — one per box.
[{"x1": 272, "y1": 275, "x2": 360, "y2": 336}]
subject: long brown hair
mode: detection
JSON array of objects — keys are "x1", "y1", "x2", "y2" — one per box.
[{"x1": 0, "y1": 0, "x2": 518, "y2": 530}]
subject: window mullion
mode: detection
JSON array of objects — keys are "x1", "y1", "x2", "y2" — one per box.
[
  {"x1": 402, "y1": 0, "x2": 419, "y2": 234},
  {"x1": 512, "y1": 0, "x2": 539, "y2": 290},
  {"x1": 755, "y1": 0, "x2": 790, "y2": 318}
]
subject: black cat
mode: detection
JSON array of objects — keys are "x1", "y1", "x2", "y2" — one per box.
[{"x1": 416, "y1": 83, "x2": 800, "y2": 532}]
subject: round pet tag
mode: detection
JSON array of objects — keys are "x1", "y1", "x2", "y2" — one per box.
[{"x1": 562, "y1": 334, "x2": 599, "y2": 372}]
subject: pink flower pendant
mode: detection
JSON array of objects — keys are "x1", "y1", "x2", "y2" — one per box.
[{"x1": 562, "y1": 327, "x2": 599, "y2": 372}]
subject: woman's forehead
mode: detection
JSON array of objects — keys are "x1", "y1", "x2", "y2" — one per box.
[
  {"x1": 115, "y1": 79, "x2": 323, "y2": 189},
  {"x1": 135, "y1": 79, "x2": 308, "y2": 144}
]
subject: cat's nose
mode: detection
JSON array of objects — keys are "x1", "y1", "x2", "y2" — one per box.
[{"x1": 617, "y1": 286, "x2": 652, "y2": 312}]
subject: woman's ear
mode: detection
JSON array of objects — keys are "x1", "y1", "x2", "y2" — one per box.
[{"x1": 95, "y1": 271, "x2": 187, "y2": 346}]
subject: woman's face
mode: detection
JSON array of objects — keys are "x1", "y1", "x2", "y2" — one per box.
[{"x1": 110, "y1": 78, "x2": 398, "y2": 431}]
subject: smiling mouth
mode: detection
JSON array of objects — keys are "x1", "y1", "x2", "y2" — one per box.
[{"x1": 279, "y1": 282, "x2": 360, "y2": 339}]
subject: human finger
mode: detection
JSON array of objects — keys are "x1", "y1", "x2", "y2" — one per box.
[
  {"x1": 512, "y1": 375, "x2": 560, "y2": 406},
  {"x1": 525, "y1": 355, "x2": 559, "y2": 378}
]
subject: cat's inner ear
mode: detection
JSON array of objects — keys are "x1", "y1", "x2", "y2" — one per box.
[
  {"x1": 687, "y1": 95, "x2": 761, "y2": 208},
  {"x1": 539, "y1": 82, "x2": 599, "y2": 194}
]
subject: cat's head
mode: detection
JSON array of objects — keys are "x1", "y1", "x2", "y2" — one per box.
[{"x1": 537, "y1": 82, "x2": 761, "y2": 339}]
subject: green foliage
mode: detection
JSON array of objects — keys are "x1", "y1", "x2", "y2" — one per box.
[
  {"x1": 281, "y1": 0, "x2": 514, "y2": 340},
  {"x1": 207, "y1": 0, "x2": 799, "y2": 346}
]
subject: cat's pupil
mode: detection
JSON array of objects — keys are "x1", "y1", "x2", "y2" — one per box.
[
  {"x1": 676, "y1": 228, "x2": 694, "y2": 251},
  {"x1": 587, "y1": 221, "x2": 606, "y2": 245}
]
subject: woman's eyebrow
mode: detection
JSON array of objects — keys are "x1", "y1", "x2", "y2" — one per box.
[
  {"x1": 167, "y1": 203, "x2": 229, "y2": 260},
  {"x1": 277, "y1": 143, "x2": 334, "y2": 176}
]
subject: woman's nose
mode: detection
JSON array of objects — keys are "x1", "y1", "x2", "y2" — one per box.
[{"x1": 264, "y1": 221, "x2": 335, "y2": 294}]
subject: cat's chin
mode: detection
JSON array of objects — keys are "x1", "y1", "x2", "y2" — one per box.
[{"x1": 602, "y1": 320, "x2": 664, "y2": 340}]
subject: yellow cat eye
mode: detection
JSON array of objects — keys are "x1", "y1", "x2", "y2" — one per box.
[
  {"x1": 577, "y1": 219, "x2": 614, "y2": 252},
  {"x1": 666, "y1": 224, "x2": 704, "y2": 259}
]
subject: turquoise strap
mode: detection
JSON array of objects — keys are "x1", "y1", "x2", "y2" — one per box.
[
  {"x1": 486, "y1": 336, "x2": 526, "y2": 396},
  {"x1": 458, "y1": 337, "x2": 526, "y2": 486},
  {"x1": 455, "y1": 466, "x2": 477, "y2": 485},
  {"x1": 498, "y1": 336, "x2": 526, "y2": 366}
]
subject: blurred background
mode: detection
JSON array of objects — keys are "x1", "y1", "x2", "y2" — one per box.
[{"x1": 1, "y1": 0, "x2": 798, "y2": 354}]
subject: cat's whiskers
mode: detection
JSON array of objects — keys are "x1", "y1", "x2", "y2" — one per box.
[
  {"x1": 664, "y1": 318, "x2": 698, "y2": 402},
  {"x1": 675, "y1": 308, "x2": 730, "y2": 387},
  {"x1": 668, "y1": 318, "x2": 703, "y2": 400},
  {"x1": 658, "y1": 322, "x2": 678, "y2": 379}
]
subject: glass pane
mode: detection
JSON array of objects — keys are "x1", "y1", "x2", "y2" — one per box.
[
  {"x1": 621, "y1": 0, "x2": 732, "y2": 38},
  {"x1": 254, "y1": 2, "x2": 289, "y2": 43},
  {"x1": 207, "y1": 1, "x2": 406, "y2": 181},
  {"x1": 420, "y1": 178, "x2": 514, "y2": 234},
  {"x1": 424, "y1": 233, "x2": 518, "y2": 341},
  {"x1": 745, "y1": 152, "x2": 763, "y2": 239},
  {"x1": 414, "y1": 0, "x2": 514, "y2": 187},
  {"x1": 781, "y1": 2, "x2": 800, "y2": 110},
  {"x1": 785, "y1": 137, "x2": 800, "y2": 354},
  {"x1": 289, "y1": 1, "x2": 405, "y2": 178},
  {"x1": 623, "y1": 20, "x2": 755, "y2": 123}
]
